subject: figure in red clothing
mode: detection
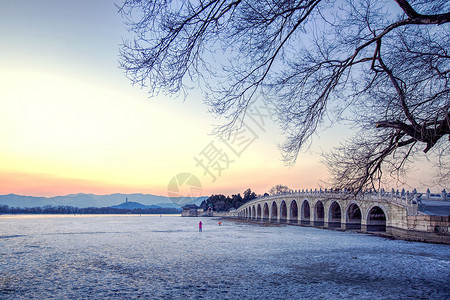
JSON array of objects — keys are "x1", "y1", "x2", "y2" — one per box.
[{"x1": 199, "y1": 221, "x2": 202, "y2": 232}]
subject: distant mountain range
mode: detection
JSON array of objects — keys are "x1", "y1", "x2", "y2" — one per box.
[
  {"x1": 0, "y1": 193, "x2": 207, "y2": 208},
  {"x1": 110, "y1": 201, "x2": 161, "y2": 210}
]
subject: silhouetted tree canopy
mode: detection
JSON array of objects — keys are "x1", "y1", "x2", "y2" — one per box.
[
  {"x1": 243, "y1": 188, "x2": 257, "y2": 201},
  {"x1": 119, "y1": 0, "x2": 450, "y2": 191},
  {"x1": 201, "y1": 188, "x2": 256, "y2": 211}
]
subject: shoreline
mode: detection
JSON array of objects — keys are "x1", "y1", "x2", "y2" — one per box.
[{"x1": 0, "y1": 213, "x2": 181, "y2": 218}]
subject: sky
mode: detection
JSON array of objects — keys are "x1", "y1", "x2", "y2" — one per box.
[{"x1": 0, "y1": 0, "x2": 440, "y2": 198}]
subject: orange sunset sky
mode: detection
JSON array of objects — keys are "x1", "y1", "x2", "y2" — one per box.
[{"x1": 0, "y1": 1, "x2": 441, "y2": 198}]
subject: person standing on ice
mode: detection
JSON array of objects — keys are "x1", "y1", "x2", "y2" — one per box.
[{"x1": 199, "y1": 221, "x2": 202, "y2": 232}]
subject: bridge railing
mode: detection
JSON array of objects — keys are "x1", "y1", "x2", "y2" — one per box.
[{"x1": 236, "y1": 188, "x2": 448, "y2": 211}]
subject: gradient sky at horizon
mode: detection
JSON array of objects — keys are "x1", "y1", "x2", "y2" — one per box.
[{"x1": 0, "y1": 0, "x2": 441, "y2": 198}]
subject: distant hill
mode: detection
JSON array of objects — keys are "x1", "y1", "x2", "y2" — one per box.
[
  {"x1": 0, "y1": 193, "x2": 207, "y2": 208},
  {"x1": 110, "y1": 201, "x2": 160, "y2": 210}
]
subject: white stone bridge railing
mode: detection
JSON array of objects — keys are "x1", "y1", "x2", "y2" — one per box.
[{"x1": 244, "y1": 188, "x2": 448, "y2": 208}]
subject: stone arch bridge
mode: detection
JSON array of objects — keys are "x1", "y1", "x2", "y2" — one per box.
[{"x1": 232, "y1": 189, "x2": 427, "y2": 233}]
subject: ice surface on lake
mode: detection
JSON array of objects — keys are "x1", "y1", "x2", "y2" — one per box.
[{"x1": 1, "y1": 215, "x2": 449, "y2": 299}]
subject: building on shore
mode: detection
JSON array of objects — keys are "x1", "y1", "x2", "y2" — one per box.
[{"x1": 181, "y1": 204, "x2": 199, "y2": 217}]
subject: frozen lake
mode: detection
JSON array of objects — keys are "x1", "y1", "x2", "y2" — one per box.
[{"x1": 1, "y1": 215, "x2": 449, "y2": 299}]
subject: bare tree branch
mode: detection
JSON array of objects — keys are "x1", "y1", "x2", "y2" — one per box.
[{"x1": 119, "y1": 0, "x2": 450, "y2": 191}]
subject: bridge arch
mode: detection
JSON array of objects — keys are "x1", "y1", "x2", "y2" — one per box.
[
  {"x1": 252, "y1": 205, "x2": 256, "y2": 220},
  {"x1": 328, "y1": 201, "x2": 342, "y2": 228},
  {"x1": 263, "y1": 202, "x2": 269, "y2": 221},
  {"x1": 257, "y1": 204, "x2": 262, "y2": 220},
  {"x1": 367, "y1": 205, "x2": 387, "y2": 232},
  {"x1": 280, "y1": 201, "x2": 287, "y2": 223},
  {"x1": 290, "y1": 200, "x2": 298, "y2": 224},
  {"x1": 301, "y1": 200, "x2": 311, "y2": 225},
  {"x1": 346, "y1": 202, "x2": 362, "y2": 230},
  {"x1": 314, "y1": 200, "x2": 325, "y2": 226},
  {"x1": 271, "y1": 201, "x2": 278, "y2": 222}
]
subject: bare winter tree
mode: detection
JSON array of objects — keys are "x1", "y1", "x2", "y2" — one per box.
[
  {"x1": 118, "y1": 0, "x2": 450, "y2": 191},
  {"x1": 268, "y1": 184, "x2": 291, "y2": 195}
]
